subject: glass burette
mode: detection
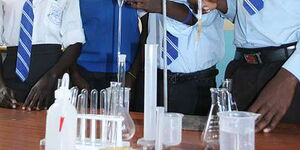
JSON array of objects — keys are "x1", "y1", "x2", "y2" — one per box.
[{"x1": 117, "y1": 0, "x2": 124, "y2": 55}]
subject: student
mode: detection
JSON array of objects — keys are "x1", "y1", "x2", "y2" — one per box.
[
  {"x1": 70, "y1": 0, "x2": 144, "y2": 101},
  {"x1": 0, "y1": 0, "x2": 85, "y2": 110},
  {"x1": 128, "y1": 0, "x2": 224, "y2": 115},
  {"x1": 191, "y1": 0, "x2": 300, "y2": 131}
]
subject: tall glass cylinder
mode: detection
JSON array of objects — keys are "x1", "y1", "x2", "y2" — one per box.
[{"x1": 137, "y1": 44, "x2": 158, "y2": 146}]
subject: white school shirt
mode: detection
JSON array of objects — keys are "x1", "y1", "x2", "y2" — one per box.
[
  {"x1": 146, "y1": 1, "x2": 224, "y2": 73},
  {"x1": 0, "y1": 0, "x2": 85, "y2": 48},
  {"x1": 225, "y1": 0, "x2": 300, "y2": 81}
]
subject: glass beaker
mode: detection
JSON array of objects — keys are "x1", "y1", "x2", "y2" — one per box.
[
  {"x1": 162, "y1": 113, "x2": 184, "y2": 146},
  {"x1": 202, "y1": 88, "x2": 229, "y2": 148},
  {"x1": 218, "y1": 111, "x2": 260, "y2": 150}
]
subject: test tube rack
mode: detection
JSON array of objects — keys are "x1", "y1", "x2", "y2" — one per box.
[
  {"x1": 41, "y1": 114, "x2": 129, "y2": 150},
  {"x1": 76, "y1": 114, "x2": 130, "y2": 150}
]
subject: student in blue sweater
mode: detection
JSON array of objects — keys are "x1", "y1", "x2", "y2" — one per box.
[{"x1": 71, "y1": 1, "x2": 146, "y2": 98}]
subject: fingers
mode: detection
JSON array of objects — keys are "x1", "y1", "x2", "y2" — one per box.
[
  {"x1": 0, "y1": 94, "x2": 15, "y2": 109},
  {"x1": 263, "y1": 112, "x2": 284, "y2": 133},
  {"x1": 248, "y1": 98, "x2": 266, "y2": 113},
  {"x1": 36, "y1": 94, "x2": 46, "y2": 111},
  {"x1": 203, "y1": 6, "x2": 211, "y2": 13},
  {"x1": 28, "y1": 93, "x2": 40, "y2": 111},
  {"x1": 255, "y1": 111, "x2": 275, "y2": 132},
  {"x1": 43, "y1": 97, "x2": 49, "y2": 110},
  {"x1": 126, "y1": 0, "x2": 144, "y2": 3},
  {"x1": 23, "y1": 89, "x2": 35, "y2": 110},
  {"x1": 127, "y1": 1, "x2": 145, "y2": 9},
  {"x1": 255, "y1": 106, "x2": 269, "y2": 123}
]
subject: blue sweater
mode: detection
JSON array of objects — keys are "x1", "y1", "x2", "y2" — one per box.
[{"x1": 78, "y1": 0, "x2": 140, "y2": 73}]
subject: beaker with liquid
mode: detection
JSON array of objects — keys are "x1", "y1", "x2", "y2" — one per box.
[{"x1": 218, "y1": 111, "x2": 260, "y2": 150}]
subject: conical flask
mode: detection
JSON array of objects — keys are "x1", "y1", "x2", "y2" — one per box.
[
  {"x1": 222, "y1": 79, "x2": 238, "y2": 111},
  {"x1": 202, "y1": 88, "x2": 228, "y2": 148},
  {"x1": 100, "y1": 82, "x2": 136, "y2": 140}
]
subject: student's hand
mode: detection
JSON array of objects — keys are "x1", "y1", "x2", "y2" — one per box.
[
  {"x1": 0, "y1": 86, "x2": 17, "y2": 109},
  {"x1": 23, "y1": 73, "x2": 57, "y2": 111},
  {"x1": 188, "y1": 0, "x2": 219, "y2": 13},
  {"x1": 126, "y1": 0, "x2": 163, "y2": 13},
  {"x1": 71, "y1": 71, "x2": 90, "y2": 91},
  {"x1": 248, "y1": 68, "x2": 298, "y2": 133}
]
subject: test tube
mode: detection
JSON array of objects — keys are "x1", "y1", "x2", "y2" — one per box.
[
  {"x1": 117, "y1": 54, "x2": 126, "y2": 108},
  {"x1": 81, "y1": 89, "x2": 89, "y2": 102},
  {"x1": 100, "y1": 89, "x2": 108, "y2": 142},
  {"x1": 222, "y1": 79, "x2": 238, "y2": 111},
  {"x1": 90, "y1": 89, "x2": 98, "y2": 144},
  {"x1": 77, "y1": 93, "x2": 87, "y2": 143},
  {"x1": 70, "y1": 86, "x2": 79, "y2": 106}
]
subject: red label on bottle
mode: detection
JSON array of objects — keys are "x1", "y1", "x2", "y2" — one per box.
[{"x1": 59, "y1": 117, "x2": 65, "y2": 132}]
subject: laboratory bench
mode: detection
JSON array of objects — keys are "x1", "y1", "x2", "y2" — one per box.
[{"x1": 0, "y1": 108, "x2": 299, "y2": 150}]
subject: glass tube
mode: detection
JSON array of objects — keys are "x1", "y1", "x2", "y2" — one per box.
[
  {"x1": 90, "y1": 89, "x2": 98, "y2": 114},
  {"x1": 222, "y1": 79, "x2": 238, "y2": 111},
  {"x1": 70, "y1": 86, "x2": 79, "y2": 106},
  {"x1": 116, "y1": 0, "x2": 124, "y2": 55},
  {"x1": 76, "y1": 93, "x2": 87, "y2": 143}
]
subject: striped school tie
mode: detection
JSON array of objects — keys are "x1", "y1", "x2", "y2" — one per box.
[
  {"x1": 16, "y1": 0, "x2": 34, "y2": 82},
  {"x1": 243, "y1": 0, "x2": 264, "y2": 15},
  {"x1": 162, "y1": 32, "x2": 179, "y2": 65}
]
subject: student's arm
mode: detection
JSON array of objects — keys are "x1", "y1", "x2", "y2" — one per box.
[
  {"x1": 126, "y1": 14, "x2": 149, "y2": 88},
  {"x1": 249, "y1": 42, "x2": 300, "y2": 133},
  {"x1": 22, "y1": 0, "x2": 85, "y2": 110},
  {"x1": 0, "y1": 2, "x2": 17, "y2": 109},
  {"x1": 188, "y1": 0, "x2": 235, "y2": 22},
  {"x1": 126, "y1": 0, "x2": 197, "y2": 25},
  {"x1": 69, "y1": 64, "x2": 91, "y2": 91},
  {"x1": 189, "y1": 0, "x2": 228, "y2": 14}
]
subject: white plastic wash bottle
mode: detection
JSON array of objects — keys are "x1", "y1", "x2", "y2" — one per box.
[{"x1": 45, "y1": 73, "x2": 77, "y2": 150}]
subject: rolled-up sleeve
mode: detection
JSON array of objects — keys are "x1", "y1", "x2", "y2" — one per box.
[
  {"x1": 223, "y1": 0, "x2": 236, "y2": 22},
  {"x1": 283, "y1": 41, "x2": 300, "y2": 81},
  {"x1": 165, "y1": 0, "x2": 197, "y2": 34},
  {"x1": 0, "y1": 1, "x2": 4, "y2": 45},
  {"x1": 60, "y1": 0, "x2": 85, "y2": 48}
]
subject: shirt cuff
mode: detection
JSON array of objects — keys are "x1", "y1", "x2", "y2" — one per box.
[
  {"x1": 282, "y1": 42, "x2": 300, "y2": 81},
  {"x1": 62, "y1": 28, "x2": 85, "y2": 48}
]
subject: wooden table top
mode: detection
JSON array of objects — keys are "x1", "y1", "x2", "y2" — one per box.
[{"x1": 0, "y1": 108, "x2": 299, "y2": 150}]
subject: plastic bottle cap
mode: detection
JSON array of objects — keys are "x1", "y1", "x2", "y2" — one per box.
[{"x1": 55, "y1": 73, "x2": 71, "y2": 102}]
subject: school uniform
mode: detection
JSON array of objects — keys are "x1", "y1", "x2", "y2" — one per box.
[
  {"x1": 224, "y1": 0, "x2": 300, "y2": 123},
  {"x1": 77, "y1": 0, "x2": 140, "y2": 91},
  {"x1": 0, "y1": 0, "x2": 85, "y2": 103},
  {"x1": 135, "y1": 0, "x2": 225, "y2": 115}
]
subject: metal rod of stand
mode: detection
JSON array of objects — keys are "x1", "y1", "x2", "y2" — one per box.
[{"x1": 162, "y1": 0, "x2": 168, "y2": 112}]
